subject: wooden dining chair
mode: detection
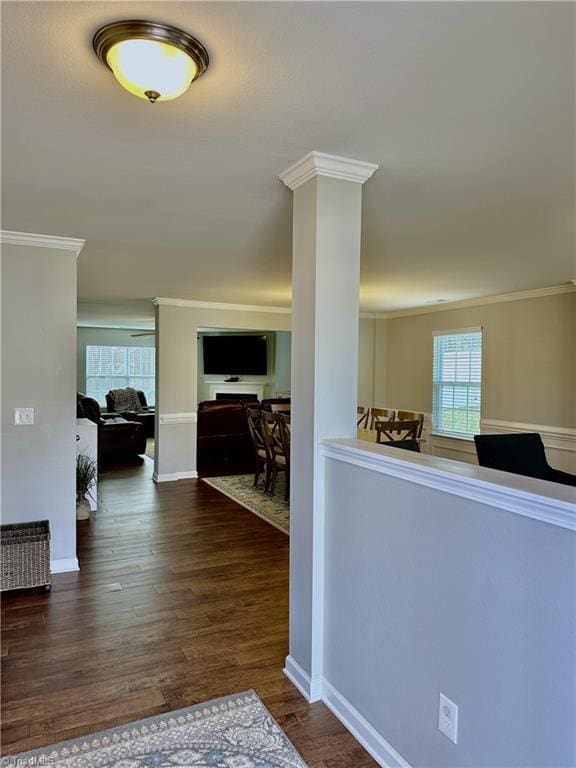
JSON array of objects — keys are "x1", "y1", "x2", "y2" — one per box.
[
  {"x1": 376, "y1": 419, "x2": 420, "y2": 444},
  {"x1": 369, "y1": 407, "x2": 396, "y2": 430},
  {"x1": 261, "y1": 411, "x2": 288, "y2": 497},
  {"x1": 357, "y1": 406, "x2": 369, "y2": 428},
  {"x1": 278, "y1": 413, "x2": 291, "y2": 501},
  {"x1": 246, "y1": 407, "x2": 269, "y2": 491},
  {"x1": 271, "y1": 403, "x2": 291, "y2": 414},
  {"x1": 396, "y1": 410, "x2": 425, "y2": 438}
]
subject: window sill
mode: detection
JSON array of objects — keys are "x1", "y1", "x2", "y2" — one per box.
[{"x1": 431, "y1": 432, "x2": 475, "y2": 442}]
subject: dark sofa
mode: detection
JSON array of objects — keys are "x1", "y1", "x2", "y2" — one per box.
[
  {"x1": 106, "y1": 389, "x2": 155, "y2": 438},
  {"x1": 78, "y1": 394, "x2": 147, "y2": 460},
  {"x1": 196, "y1": 400, "x2": 254, "y2": 471}
]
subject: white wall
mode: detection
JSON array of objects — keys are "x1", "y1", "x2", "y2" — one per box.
[
  {"x1": 1, "y1": 244, "x2": 78, "y2": 569},
  {"x1": 322, "y1": 443, "x2": 576, "y2": 767}
]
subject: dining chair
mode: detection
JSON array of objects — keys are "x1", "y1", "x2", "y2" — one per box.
[
  {"x1": 261, "y1": 411, "x2": 288, "y2": 497},
  {"x1": 396, "y1": 410, "x2": 425, "y2": 438},
  {"x1": 376, "y1": 419, "x2": 420, "y2": 444},
  {"x1": 278, "y1": 413, "x2": 291, "y2": 501},
  {"x1": 271, "y1": 403, "x2": 291, "y2": 414},
  {"x1": 474, "y1": 433, "x2": 576, "y2": 486},
  {"x1": 246, "y1": 407, "x2": 269, "y2": 491},
  {"x1": 369, "y1": 408, "x2": 396, "y2": 430},
  {"x1": 357, "y1": 406, "x2": 369, "y2": 428}
]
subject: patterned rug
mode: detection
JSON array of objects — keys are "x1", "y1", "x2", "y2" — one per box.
[
  {"x1": 0, "y1": 691, "x2": 307, "y2": 767},
  {"x1": 202, "y1": 475, "x2": 289, "y2": 535}
]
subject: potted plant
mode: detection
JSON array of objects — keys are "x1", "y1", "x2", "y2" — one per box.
[{"x1": 76, "y1": 454, "x2": 97, "y2": 520}]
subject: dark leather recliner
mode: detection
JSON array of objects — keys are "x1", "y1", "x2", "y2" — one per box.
[
  {"x1": 197, "y1": 400, "x2": 254, "y2": 470},
  {"x1": 78, "y1": 394, "x2": 147, "y2": 459},
  {"x1": 106, "y1": 389, "x2": 155, "y2": 439}
]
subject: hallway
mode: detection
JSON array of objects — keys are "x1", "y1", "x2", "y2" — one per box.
[{"x1": 1, "y1": 457, "x2": 377, "y2": 767}]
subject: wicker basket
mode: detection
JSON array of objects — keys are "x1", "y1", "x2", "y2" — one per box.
[{"x1": 1, "y1": 521, "x2": 51, "y2": 592}]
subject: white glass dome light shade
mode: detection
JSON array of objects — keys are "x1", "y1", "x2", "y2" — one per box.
[
  {"x1": 106, "y1": 38, "x2": 197, "y2": 102},
  {"x1": 93, "y1": 21, "x2": 210, "y2": 104}
]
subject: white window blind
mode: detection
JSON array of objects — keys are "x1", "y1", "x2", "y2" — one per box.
[
  {"x1": 86, "y1": 346, "x2": 155, "y2": 407},
  {"x1": 432, "y1": 329, "x2": 482, "y2": 438}
]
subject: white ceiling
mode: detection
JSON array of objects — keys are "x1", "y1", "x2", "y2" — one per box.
[{"x1": 2, "y1": 2, "x2": 574, "y2": 311}]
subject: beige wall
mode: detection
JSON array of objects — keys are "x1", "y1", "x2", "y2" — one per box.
[
  {"x1": 374, "y1": 291, "x2": 575, "y2": 428},
  {"x1": 358, "y1": 318, "x2": 375, "y2": 407},
  {"x1": 155, "y1": 304, "x2": 292, "y2": 478}
]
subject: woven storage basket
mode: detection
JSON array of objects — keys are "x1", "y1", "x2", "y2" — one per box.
[{"x1": 1, "y1": 521, "x2": 51, "y2": 592}]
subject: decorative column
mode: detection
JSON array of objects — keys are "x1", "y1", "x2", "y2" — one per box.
[
  {"x1": 153, "y1": 300, "x2": 199, "y2": 482},
  {"x1": 279, "y1": 153, "x2": 378, "y2": 700}
]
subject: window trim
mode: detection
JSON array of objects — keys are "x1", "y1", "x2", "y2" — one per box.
[
  {"x1": 85, "y1": 344, "x2": 156, "y2": 407},
  {"x1": 431, "y1": 326, "x2": 483, "y2": 440}
]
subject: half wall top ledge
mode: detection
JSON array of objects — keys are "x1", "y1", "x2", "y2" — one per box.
[{"x1": 279, "y1": 151, "x2": 379, "y2": 190}]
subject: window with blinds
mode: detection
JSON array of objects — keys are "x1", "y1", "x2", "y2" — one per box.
[
  {"x1": 86, "y1": 346, "x2": 155, "y2": 407},
  {"x1": 432, "y1": 329, "x2": 482, "y2": 438}
]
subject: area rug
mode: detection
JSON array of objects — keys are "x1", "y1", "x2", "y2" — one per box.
[
  {"x1": 145, "y1": 438, "x2": 155, "y2": 459},
  {"x1": 202, "y1": 475, "x2": 289, "y2": 535},
  {"x1": 0, "y1": 691, "x2": 307, "y2": 767}
]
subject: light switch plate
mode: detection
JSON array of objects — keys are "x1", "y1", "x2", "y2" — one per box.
[{"x1": 15, "y1": 407, "x2": 34, "y2": 425}]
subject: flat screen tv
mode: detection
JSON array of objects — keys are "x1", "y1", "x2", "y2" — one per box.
[{"x1": 203, "y1": 335, "x2": 268, "y2": 376}]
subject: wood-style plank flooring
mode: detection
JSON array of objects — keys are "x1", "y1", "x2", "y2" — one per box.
[{"x1": 1, "y1": 455, "x2": 377, "y2": 766}]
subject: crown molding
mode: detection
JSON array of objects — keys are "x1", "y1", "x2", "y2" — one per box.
[
  {"x1": 0, "y1": 230, "x2": 85, "y2": 256},
  {"x1": 373, "y1": 283, "x2": 576, "y2": 320},
  {"x1": 279, "y1": 152, "x2": 378, "y2": 191},
  {"x1": 153, "y1": 297, "x2": 291, "y2": 314}
]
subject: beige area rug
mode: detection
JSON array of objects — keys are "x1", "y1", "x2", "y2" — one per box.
[
  {"x1": 146, "y1": 438, "x2": 155, "y2": 459},
  {"x1": 202, "y1": 475, "x2": 289, "y2": 535},
  {"x1": 0, "y1": 691, "x2": 307, "y2": 767}
]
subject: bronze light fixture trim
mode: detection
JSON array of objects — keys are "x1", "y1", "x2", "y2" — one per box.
[{"x1": 93, "y1": 20, "x2": 209, "y2": 103}]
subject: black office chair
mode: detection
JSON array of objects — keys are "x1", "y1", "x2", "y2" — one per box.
[{"x1": 474, "y1": 433, "x2": 576, "y2": 487}]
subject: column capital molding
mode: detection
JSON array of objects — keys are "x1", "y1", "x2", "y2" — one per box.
[
  {"x1": 279, "y1": 151, "x2": 378, "y2": 191},
  {"x1": 0, "y1": 230, "x2": 85, "y2": 256}
]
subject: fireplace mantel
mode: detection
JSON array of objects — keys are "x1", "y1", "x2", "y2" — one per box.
[{"x1": 207, "y1": 381, "x2": 265, "y2": 401}]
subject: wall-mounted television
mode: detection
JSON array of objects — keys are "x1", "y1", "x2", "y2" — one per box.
[{"x1": 203, "y1": 335, "x2": 268, "y2": 375}]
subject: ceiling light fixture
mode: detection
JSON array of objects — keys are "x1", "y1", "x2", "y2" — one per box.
[{"x1": 93, "y1": 20, "x2": 209, "y2": 103}]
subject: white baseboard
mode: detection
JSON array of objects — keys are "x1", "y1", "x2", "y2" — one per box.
[
  {"x1": 51, "y1": 557, "x2": 80, "y2": 574},
  {"x1": 283, "y1": 655, "x2": 322, "y2": 703},
  {"x1": 153, "y1": 471, "x2": 198, "y2": 483},
  {"x1": 322, "y1": 679, "x2": 411, "y2": 768}
]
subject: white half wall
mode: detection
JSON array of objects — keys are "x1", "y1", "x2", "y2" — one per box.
[{"x1": 321, "y1": 439, "x2": 576, "y2": 767}]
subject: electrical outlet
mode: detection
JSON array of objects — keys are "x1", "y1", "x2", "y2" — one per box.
[
  {"x1": 14, "y1": 407, "x2": 34, "y2": 426},
  {"x1": 438, "y1": 693, "x2": 458, "y2": 744}
]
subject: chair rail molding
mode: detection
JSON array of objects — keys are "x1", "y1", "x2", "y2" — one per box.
[
  {"x1": 158, "y1": 412, "x2": 198, "y2": 425},
  {"x1": 480, "y1": 419, "x2": 576, "y2": 453},
  {"x1": 0, "y1": 230, "x2": 85, "y2": 256}
]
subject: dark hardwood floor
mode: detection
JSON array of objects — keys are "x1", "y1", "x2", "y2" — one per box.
[{"x1": 1, "y1": 455, "x2": 377, "y2": 766}]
